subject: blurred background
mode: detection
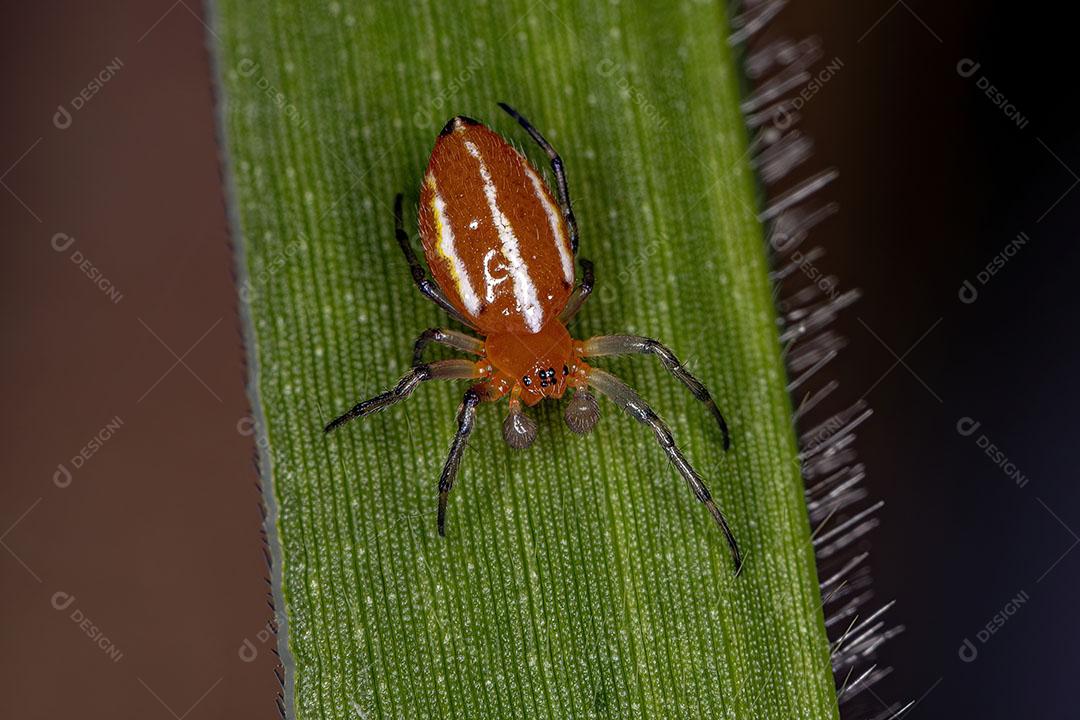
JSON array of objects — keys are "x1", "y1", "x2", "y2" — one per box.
[{"x1": 2, "y1": 1, "x2": 1075, "y2": 718}]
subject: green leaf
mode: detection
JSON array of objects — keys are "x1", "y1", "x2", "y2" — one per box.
[{"x1": 212, "y1": 1, "x2": 839, "y2": 718}]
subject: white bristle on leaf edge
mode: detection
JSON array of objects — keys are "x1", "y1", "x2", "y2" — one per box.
[{"x1": 730, "y1": 2, "x2": 907, "y2": 716}]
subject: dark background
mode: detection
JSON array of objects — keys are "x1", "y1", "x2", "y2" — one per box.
[
  {"x1": 3, "y1": 1, "x2": 1075, "y2": 718},
  {"x1": 775, "y1": 2, "x2": 1080, "y2": 717}
]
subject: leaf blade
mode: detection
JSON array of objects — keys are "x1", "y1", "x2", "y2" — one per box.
[{"x1": 213, "y1": 1, "x2": 840, "y2": 718}]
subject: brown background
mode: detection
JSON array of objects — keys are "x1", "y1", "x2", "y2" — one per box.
[
  {"x1": 2, "y1": 2, "x2": 280, "y2": 718},
  {"x1": 4, "y1": 1, "x2": 1079, "y2": 718}
]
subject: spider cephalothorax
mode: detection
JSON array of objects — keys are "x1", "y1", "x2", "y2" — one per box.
[{"x1": 325, "y1": 104, "x2": 742, "y2": 572}]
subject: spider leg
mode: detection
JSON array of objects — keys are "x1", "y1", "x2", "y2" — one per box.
[
  {"x1": 324, "y1": 359, "x2": 479, "y2": 433},
  {"x1": 559, "y1": 258, "x2": 594, "y2": 324},
  {"x1": 412, "y1": 327, "x2": 485, "y2": 367},
  {"x1": 580, "y1": 335, "x2": 731, "y2": 450},
  {"x1": 393, "y1": 193, "x2": 478, "y2": 329},
  {"x1": 437, "y1": 386, "x2": 484, "y2": 536},
  {"x1": 587, "y1": 367, "x2": 742, "y2": 573},
  {"x1": 497, "y1": 102, "x2": 580, "y2": 256}
]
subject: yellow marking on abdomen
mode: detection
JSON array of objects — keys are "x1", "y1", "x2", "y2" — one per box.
[{"x1": 427, "y1": 174, "x2": 481, "y2": 316}]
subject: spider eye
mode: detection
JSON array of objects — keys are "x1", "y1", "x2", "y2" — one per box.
[
  {"x1": 563, "y1": 364, "x2": 569, "y2": 376},
  {"x1": 535, "y1": 367, "x2": 558, "y2": 388},
  {"x1": 522, "y1": 375, "x2": 532, "y2": 386}
]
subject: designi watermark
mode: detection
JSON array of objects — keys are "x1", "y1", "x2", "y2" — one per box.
[
  {"x1": 238, "y1": 236, "x2": 305, "y2": 305},
  {"x1": 958, "y1": 231, "x2": 1029, "y2": 304},
  {"x1": 957, "y1": 59, "x2": 1030, "y2": 130},
  {"x1": 597, "y1": 238, "x2": 661, "y2": 304},
  {"x1": 53, "y1": 57, "x2": 124, "y2": 130},
  {"x1": 237, "y1": 58, "x2": 308, "y2": 130},
  {"x1": 50, "y1": 233, "x2": 123, "y2": 304},
  {"x1": 238, "y1": 614, "x2": 280, "y2": 662},
  {"x1": 596, "y1": 59, "x2": 668, "y2": 131},
  {"x1": 789, "y1": 249, "x2": 840, "y2": 301},
  {"x1": 413, "y1": 55, "x2": 485, "y2": 129},
  {"x1": 958, "y1": 589, "x2": 1029, "y2": 662},
  {"x1": 51, "y1": 591, "x2": 124, "y2": 663},
  {"x1": 53, "y1": 415, "x2": 124, "y2": 488},
  {"x1": 772, "y1": 56, "x2": 845, "y2": 131},
  {"x1": 957, "y1": 416, "x2": 1028, "y2": 488}
]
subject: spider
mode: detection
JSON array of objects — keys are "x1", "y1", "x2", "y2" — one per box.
[{"x1": 325, "y1": 103, "x2": 741, "y2": 571}]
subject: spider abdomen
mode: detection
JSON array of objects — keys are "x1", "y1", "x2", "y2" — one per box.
[{"x1": 418, "y1": 116, "x2": 574, "y2": 335}]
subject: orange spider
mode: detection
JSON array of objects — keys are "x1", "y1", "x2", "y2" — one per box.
[{"x1": 325, "y1": 104, "x2": 740, "y2": 571}]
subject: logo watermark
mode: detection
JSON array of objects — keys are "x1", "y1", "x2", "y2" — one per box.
[
  {"x1": 788, "y1": 249, "x2": 840, "y2": 301},
  {"x1": 793, "y1": 410, "x2": 854, "y2": 469},
  {"x1": 53, "y1": 57, "x2": 125, "y2": 130},
  {"x1": 956, "y1": 416, "x2": 1028, "y2": 488},
  {"x1": 597, "y1": 238, "x2": 661, "y2": 304},
  {"x1": 958, "y1": 231, "x2": 1029, "y2": 304},
  {"x1": 237, "y1": 414, "x2": 284, "y2": 465},
  {"x1": 53, "y1": 415, "x2": 124, "y2": 488},
  {"x1": 957, "y1": 59, "x2": 1030, "y2": 130},
  {"x1": 51, "y1": 591, "x2": 124, "y2": 662},
  {"x1": 958, "y1": 589, "x2": 1029, "y2": 662},
  {"x1": 772, "y1": 56, "x2": 845, "y2": 131},
  {"x1": 238, "y1": 615, "x2": 280, "y2": 662},
  {"x1": 413, "y1": 55, "x2": 486, "y2": 129},
  {"x1": 238, "y1": 237, "x2": 305, "y2": 305},
  {"x1": 237, "y1": 59, "x2": 308, "y2": 130},
  {"x1": 50, "y1": 232, "x2": 123, "y2": 304},
  {"x1": 596, "y1": 59, "x2": 668, "y2": 131}
]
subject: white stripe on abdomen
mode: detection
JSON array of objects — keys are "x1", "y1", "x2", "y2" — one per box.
[
  {"x1": 464, "y1": 140, "x2": 545, "y2": 333},
  {"x1": 427, "y1": 174, "x2": 482, "y2": 316},
  {"x1": 524, "y1": 165, "x2": 574, "y2": 284}
]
